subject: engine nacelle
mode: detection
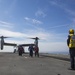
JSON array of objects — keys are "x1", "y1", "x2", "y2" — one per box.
[
  {"x1": 0, "y1": 40, "x2": 4, "y2": 50},
  {"x1": 1, "y1": 42, "x2": 3, "y2": 50}
]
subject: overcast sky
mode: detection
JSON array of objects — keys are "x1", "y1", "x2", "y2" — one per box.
[{"x1": 0, "y1": 0, "x2": 75, "y2": 53}]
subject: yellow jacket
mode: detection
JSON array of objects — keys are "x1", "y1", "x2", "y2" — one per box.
[{"x1": 69, "y1": 34, "x2": 75, "y2": 48}]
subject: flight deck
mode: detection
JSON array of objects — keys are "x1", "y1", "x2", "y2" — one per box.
[{"x1": 0, "y1": 52, "x2": 75, "y2": 75}]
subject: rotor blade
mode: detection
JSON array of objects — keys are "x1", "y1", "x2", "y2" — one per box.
[
  {"x1": 28, "y1": 37, "x2": 40, "y2": 40},
  {"x1": 0, "y1": 36, "x2": 12, "y2": 38}
]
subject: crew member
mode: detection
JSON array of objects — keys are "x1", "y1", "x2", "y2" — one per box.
[
  {"x1": 28, "y1": 45, "x2": 34, "y2": 57},
  {"x1": 34, "y1": 46, "x2": 39, "y2": 57},
  {"x1": 18, "y1": 45, "x2": 24, "y2": 56},
  {"x1": 67, "y1": 29, "x2": 75, "y2": 70}
]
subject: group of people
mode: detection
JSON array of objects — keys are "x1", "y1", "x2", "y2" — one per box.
[
  {"x1": 28, "y1": 45, "x2": 39, "y2": 57},
  {"x1": 17, "y1": 44, "x2": 39, "y2": 57},
  {"x1": 15, "y1": 29, "x2": 75, "y2": 70}
]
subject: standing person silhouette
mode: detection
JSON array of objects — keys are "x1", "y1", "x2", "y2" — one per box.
[
  {"x1": 67, "y1": 29, "x2": 75, "y2": 70},
  {"x1": 34, "y1": 46, "x2": 39, "y2": 57},
  {"x1": 28, "y1": 45, "x2": 34, "y2": 57}
]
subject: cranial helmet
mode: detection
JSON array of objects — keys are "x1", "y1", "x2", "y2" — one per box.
[{"x1": 69, "y1": 29, "x2": 74, "y2": 34}]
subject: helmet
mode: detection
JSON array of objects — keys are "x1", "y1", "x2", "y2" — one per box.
[{"x1": 69, "y1": 29, "x2": 74, "y2": 34}]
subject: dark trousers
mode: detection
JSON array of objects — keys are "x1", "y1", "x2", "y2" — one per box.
[
  {"x1": 35, "y1": 51, "x2": 39, "y2": 57},
  {"x1": 19, "y1": 50, "x2": 22, "y2": 56},
  {"x1": 69, "y1": 48, "x2": 75, "y2": 69},
  {"x1": 29, "y1": 50, "x2": 33, "y2": 57}
]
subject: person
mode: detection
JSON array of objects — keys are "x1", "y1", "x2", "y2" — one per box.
[
  {"x1": 67, "y1": 29, "x2": 75, "y2": 70},
  {"x1": 34, "y1": 46, "x2": 39, "y2": 57},
  {"x1": 28, "y1": 45, "x2": 34, "y2": 57},
  {"x1": 18, "y1": 45, "x2": 24, "y2": 56}
]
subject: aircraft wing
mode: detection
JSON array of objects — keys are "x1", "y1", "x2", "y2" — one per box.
[
  {"x1": 4, "y1": 43, "x2": 17, "y2": 46},
  {"x1": 4, "y1": 43, "x2": 34, "y2": 47},
  {"x1": 20, "y1": 44, "x2": 35, "y2": 46}
]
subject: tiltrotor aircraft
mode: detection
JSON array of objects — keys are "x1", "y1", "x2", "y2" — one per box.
[{"x1": 0, "y1": 36, "x2": 39, "y2": 50}]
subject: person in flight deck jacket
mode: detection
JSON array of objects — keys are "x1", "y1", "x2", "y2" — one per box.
[
  {"x1": 18, "y1": 45, "x2": 24, "y2": 56},
  {"x1": 67, "y1": 29, "x2": 75, "y2": 70},
  {"x1": 28, "y1": 45, "x2": 34, "y2": 57},
  {"x1": 34, "y1": 46, "x2": 39, "y2": 57}
]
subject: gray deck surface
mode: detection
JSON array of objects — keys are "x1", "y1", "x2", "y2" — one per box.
[{"x1": 0, "y1": 52, "x2": 75, "y2": 75}]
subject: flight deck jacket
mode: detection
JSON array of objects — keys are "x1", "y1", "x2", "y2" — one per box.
[{"x1": 67, "y1": 34, "x2": 75, "y2": 48}]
